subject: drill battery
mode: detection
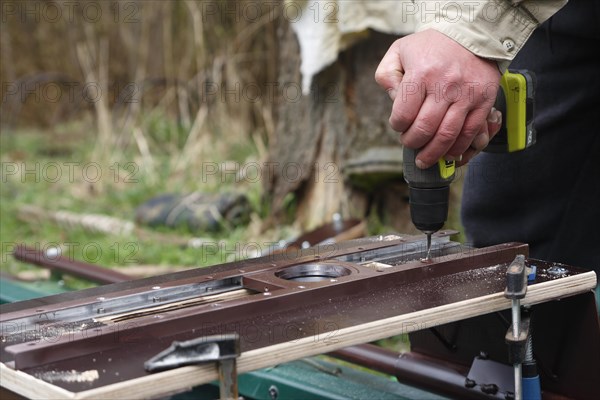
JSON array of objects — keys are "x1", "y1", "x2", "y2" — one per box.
[{"x1": 485, "y1": 70, "x2": 536, "y2": 153}]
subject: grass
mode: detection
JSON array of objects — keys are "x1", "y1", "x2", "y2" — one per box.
[{"x1": 0, "y1": 117, "x2": 290, "y2": 290}]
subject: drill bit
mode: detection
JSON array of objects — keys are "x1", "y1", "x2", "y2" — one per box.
[
  {"x1": 426, "y1": 233, "x2": 432, "y2": 260},
  {"x1": 421, "y1": 232, "x2": 432, "y2": 262}
]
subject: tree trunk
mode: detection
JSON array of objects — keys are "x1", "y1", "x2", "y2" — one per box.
[{"x1": 266, "y1": 22, "x2": 418, "y2": 234}]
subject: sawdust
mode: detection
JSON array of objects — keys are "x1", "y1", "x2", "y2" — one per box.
[{"x1": 34, "y1": 369, "x2": 99, "y2": 384}]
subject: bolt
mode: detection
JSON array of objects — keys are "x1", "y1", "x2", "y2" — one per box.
[
  {"x1": 481, "y1": 383, "x2": 498, "y2": 395},
  {"x1": 525, "y1": 330, "x2": 534, "y2": 362},
  {"x1": 464, "y1": 378, "x2": 476, "y2": 388}
]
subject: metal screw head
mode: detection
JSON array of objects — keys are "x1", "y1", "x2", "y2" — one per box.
[
  {"x1": 268, "y1": 385, "x2": 279, "y2": 400},
  {"x1": 45, "y1": 247, "x2": 61, "y2": 258},
  {"x1": 547, "y1": 265, "x2": 568, "y2": 276}
]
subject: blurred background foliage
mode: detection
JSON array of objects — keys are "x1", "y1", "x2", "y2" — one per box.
[
  {"x1": 2, "y1": 0, "x2": 279, "y2": 134},
  {"x1": 1, "y1": 0, "x2": 292, "y2": 277}
]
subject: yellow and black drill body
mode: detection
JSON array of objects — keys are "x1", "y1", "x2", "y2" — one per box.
[{"x1": 403, "y1": 70, "x2": 536, "y2": 254}]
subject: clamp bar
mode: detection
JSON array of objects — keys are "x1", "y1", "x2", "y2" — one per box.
[{"x1": 504, "y1": 255, "x2": 528, "y2": 400}]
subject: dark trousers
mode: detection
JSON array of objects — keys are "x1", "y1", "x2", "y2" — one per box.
[{"x1": 461, "y1": 0, "x2": 600, "y2": 272}]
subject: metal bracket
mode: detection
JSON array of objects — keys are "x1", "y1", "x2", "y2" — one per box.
[{"x1": 145, "y1": 333, "x2": 240, "y2": 399}]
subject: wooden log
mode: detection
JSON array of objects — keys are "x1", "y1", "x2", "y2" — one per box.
[{"x1": 267, "y1": 22, "x2": 411, "y2": 231}]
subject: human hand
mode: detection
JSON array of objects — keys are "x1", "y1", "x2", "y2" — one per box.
[
  {"x1": 457, "y1": 107, "x2": 502, "y2": 166},
  {"x1": 375, "y1": 29, "x2": 502, "y2": 168}
]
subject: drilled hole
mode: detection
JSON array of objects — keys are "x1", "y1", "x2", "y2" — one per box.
[{"x1": 275, "y1": 263, "x2": 351, "y2": 283}]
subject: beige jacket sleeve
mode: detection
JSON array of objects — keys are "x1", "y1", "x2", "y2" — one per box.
[{"x1": 416, "y1": 0, "x2": 568, "y2": 70}]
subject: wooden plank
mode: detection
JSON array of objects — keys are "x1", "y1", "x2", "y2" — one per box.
[
  {"x1": 0, "y1": 363, "x2": 75, "y2": 400},
  {"x1": 2, "y1": 270, "x2": 588, "y2": 399}
]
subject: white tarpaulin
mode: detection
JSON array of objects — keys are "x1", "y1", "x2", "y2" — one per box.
[{"x1": 288, "y1": 0, "x2": 416, "y2": 93}]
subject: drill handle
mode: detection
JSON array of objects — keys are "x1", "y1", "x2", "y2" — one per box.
[{"x1": 402, "y1": 147, "x2": 455, "y2": 189}]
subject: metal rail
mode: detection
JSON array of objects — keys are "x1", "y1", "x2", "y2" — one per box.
[
  {"x1": 13, "y1": 245, "x2": 131, "y2": 284},
  {"x1": 2, "y1": 238, "x2": 525, "y2": 372}
]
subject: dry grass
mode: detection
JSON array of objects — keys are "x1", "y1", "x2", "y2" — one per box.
[
  {"x1": 2, "y1": 0, "x2": 280, "y2": 190},
  {"x1": 0, "y1": 1, "x2": 297, "y2": 276}
]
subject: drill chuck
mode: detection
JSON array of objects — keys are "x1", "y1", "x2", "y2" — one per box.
[
  {"x1": 403, "y1": 147, "x2": 455, "y2": 234},
  {"x1": 408, "y1": 186, "x2": 450, "y2": 233}
]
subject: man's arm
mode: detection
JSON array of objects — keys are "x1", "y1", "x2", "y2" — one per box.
[
  {"x1": 419, "y1": 0, "x2": 568, "y2": 71},
  {"x1": 375, "y1": 0, "x2": 568, "y2": 168}
]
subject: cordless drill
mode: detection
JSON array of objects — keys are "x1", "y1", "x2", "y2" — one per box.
[
  {"x1": 403, "y1": 149, "x2": 455, "y2": 259},
  {"x1": 403, "y1": 70, "x2": 535, "y2": 259}
]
